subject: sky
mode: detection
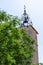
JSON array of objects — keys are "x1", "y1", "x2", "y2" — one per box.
[{"x1": 0, "y1": 0, "x2": 43, "y2": 63}]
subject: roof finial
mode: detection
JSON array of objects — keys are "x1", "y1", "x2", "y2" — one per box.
[
  {"x1": 24, "y1": 5, "x2": 26, "y2": 10},
  {"x1": 24, "y1": 5, "x2": 26, "y2": 14}
]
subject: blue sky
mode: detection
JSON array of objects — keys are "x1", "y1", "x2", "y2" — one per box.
[{"x1": 0, "y1": 0, "x2": 43, "y2": 63}]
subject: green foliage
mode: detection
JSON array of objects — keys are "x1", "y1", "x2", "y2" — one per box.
[
  {"x1": 0, "y1": 10, "x2": 20, "y2": 26},
  {"x1": 39, "y1": 63, "x2": 43, "y2": 65},
  {"x1": 31, "y1": 63, "x2": 43, "y2": 65},
  {"x1": 0, "y1": 10, "x2": 34, "y2": 65}
]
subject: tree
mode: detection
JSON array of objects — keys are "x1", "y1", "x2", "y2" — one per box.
[{"x1": 0, "y1": 10, "x2": 34, "y2": 65}]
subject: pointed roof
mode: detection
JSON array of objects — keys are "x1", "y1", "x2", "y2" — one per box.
[{"x1": 28, "y1": 25, "x2": 38, "y2": 34}]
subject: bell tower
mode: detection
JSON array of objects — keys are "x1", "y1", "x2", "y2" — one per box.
[
  {"x1": 21, "y1": 5, "x2": 39, "y2": 64},
  {"x1": 23, "y1": 5, "x2": 29, "y2": 24}
]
